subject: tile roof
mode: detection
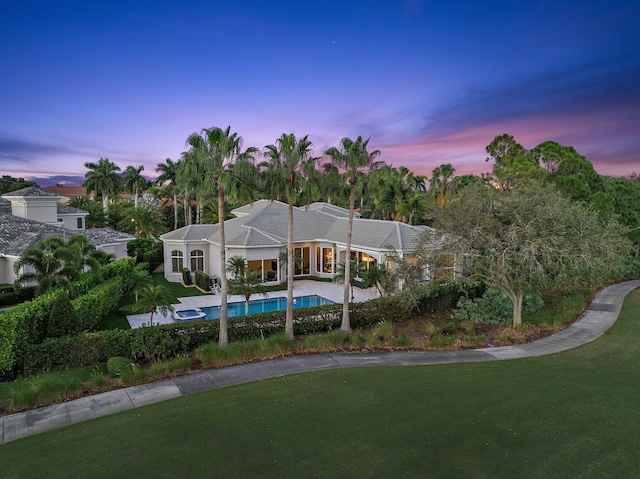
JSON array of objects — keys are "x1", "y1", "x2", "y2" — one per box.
[
  {"x1": 43, "y1": 185, "x2": 88, "y2": 196},
  {"x1": 57, "y1": 204, "x2": 89, "y2": 215},
  {"x1": 161, "y1": 200, "x2": 429, "y2": 253},
  {"x1": 2, "y1": 186, "x2": 61, "y2": 198},
  {"x1": 0, "y1": 212, "x2": 133, "y2": 257}
]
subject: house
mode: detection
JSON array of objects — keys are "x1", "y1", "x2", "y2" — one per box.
[
  {"x1": 42, "y1": 184, "x2": 89, "y2": 205},
  {"x1": 0, "y1": 186, "x2": 134, "y2": 284},
  {"x1": 160, "y1": 199, "x2": 433, "y2": 285}
]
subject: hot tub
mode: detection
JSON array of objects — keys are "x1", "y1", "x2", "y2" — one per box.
[{"x1": 172, "y1": 308, "x2": 206, "y2": 321}]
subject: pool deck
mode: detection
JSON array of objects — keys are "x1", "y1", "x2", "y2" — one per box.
[{"x1": 126, "y1": 280, "x2": 379, "y2": 328}]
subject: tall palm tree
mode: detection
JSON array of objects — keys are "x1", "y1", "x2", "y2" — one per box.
[
  {"x1": 368, "y1": 166, "x2": 408, "y2": 220},
  {"x1": 133, "y1": 284, "x2": 175, "y2": 326},
  {"x1": 430, "y1": 164, "x2": 456, "y2": 208},
  {"x1": 325, "y1": 136, "x2": 382, "y2": 333},
  {"x1": 155, "y1": 158, "x2": 180, "y2": 230},
  {"x1": 262, "y1": 133, "x2": 318, "y2": 340},
  {"x1": 83, "y1": 158, "x2": 123, "y2": 216},
  {"x1": 123, "y1": 165, "x2": 148, "y2": 208},
  {"x1": 184, "y1": 126, "x2": 258, "y2": 346},
  {"x1": 14, "y1": 236, "x2": 69, "y2": 296}
]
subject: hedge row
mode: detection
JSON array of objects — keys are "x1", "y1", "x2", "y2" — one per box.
[
  {"x1": 15, "y1": 281, "x2": 479, "y2": 375},
  {"x1": 0, "y1": 258, "x2": 136, "y2": 376}
]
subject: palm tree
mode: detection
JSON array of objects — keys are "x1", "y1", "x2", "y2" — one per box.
[
  {"x1": 83, "y1": 158, "x2": 123, "y2": 216},
  {"x1": 325, "y1": 136, "x2": 382, "y2": 333},
  {"x1": 262, "y1": 133, "x2": 318, "y2": 340},
  {"x1": 14, "y1": 236, "x2": 70, "y2": 295},
  {"x1": 430, "y1": 164, "x2": 456, "y2": 208},
  {"x1": 368, "y1": 166, "x2": 408, "y2": 220},
  {"x1": 155, "y1": 158, "x2": 180, "y2": 230},
  {"x1": 133, "y1": 284, "x2": 175, "y2": 326},
  {"x1": 396, "y1": 190, "x2": 429, "y2": 225},
  {"x1": 69, "y1": 196, "x2": 107, "y2": 228},
  {"x1": 129, "y1": 267, "x2": 152, "y2": 302},
  {"x1": 62, "y1": 233, "x2": 103, "y2": 280},
  {"x1": 335, "y1": 258, "x2": 366, "y2": 302},
  {"x1": 123, "y1": 165, "x2": 148, "y2": 208},
  {"x1": 184, "y1": 126, "x2": 258, "y2": 346},
  {"x1": 118, "y1": 204, "x2": 167, "y2": 238},
  {"x1": 226, "y1": 256, "x2": 268, "y2": 315}
]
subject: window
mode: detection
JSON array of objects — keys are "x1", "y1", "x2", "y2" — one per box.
[
  {"x1": 294, "y1": 247, "x2": 310, "y2": 275},
  {"x1": 77, "y1": 218, "x2": 83, "y2": 229},
  {"x1": 316, "y1": 247, "x2": 334, "y2": 273},
  {"x1": 171, "y1": 250, "x2": 184, "y2": 273},
  {"x1": 248, "y1": 258, "x2": 278, "y2": 281},
  {"x1": 190, "y1": 250, "x2": 204, "y2": 272},
  {"x1": 352, "y1": 251, "x2": 377, "y2": 270}
]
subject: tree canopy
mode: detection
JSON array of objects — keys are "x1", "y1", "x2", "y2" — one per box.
[{"x1": 427, "y1": 184, "x2": 631, "y2": 326}]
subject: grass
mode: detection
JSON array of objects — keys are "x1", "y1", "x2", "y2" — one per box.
[
  {"x1": 95, "y1": 273, "x2": 207, "y2": 330},
  {"x1": 1, "y1": 288, "x2": 638, "y2": 477}
]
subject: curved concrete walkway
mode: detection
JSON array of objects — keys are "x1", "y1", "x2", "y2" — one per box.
[{"x1": 2, "y1": 280, "x2": 638, "y2": 444}]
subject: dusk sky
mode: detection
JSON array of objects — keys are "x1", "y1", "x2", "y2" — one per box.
[{"x1": 1, "y1": 0, "x2": 639, "y2": 186}]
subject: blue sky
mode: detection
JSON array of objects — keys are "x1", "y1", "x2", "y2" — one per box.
[{"x1": 1, "y1": 0, "x2": 638, "y2": 185}]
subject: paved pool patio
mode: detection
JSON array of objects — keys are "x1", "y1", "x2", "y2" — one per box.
[{"x1": 126, "y1": 280, "x2": 379, "y2": 328}]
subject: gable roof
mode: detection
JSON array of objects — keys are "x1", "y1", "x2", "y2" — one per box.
[{"x1": 161, "y1": 200, "x2": 430, "y2": 253}]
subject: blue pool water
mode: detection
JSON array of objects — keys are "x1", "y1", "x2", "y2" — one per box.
[{"x1": 199, "y1": 295, "x2": 334, "y2": 320}]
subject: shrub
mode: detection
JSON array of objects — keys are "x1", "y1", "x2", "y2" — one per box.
[
  {"x1": 48, "y1": 291, "x2": 81, "y2": 338},
  {"x1": 0, "y1": 291, "x2": 19, "y2": 307},
  {"x1": 107, "y1": 356, "x2": 134, "y2": 378},
  {"x1": 454, "y1": 288, "x2": 544, "y2": 325},
  {"x1": 73, "y1": 277, "x2": 125, "y2": 331},
  {"x1": 130, "y1": 326, "x2": 190, "y2": 362},
  {"x1": 195, "y1": 270, "x2": 210, "y2": 291},
  {"x1": 423, "y1": 321, "x2": 437, "y2": 338},
  {"x1": 389, "y1": 330, "x2": 412, "y2": 347},
  {"x1": 182, "y1": 268, "x2": 192, "y2": 285},
  {"x1": 370, "y1": 321, "x2": 394, "y2": 343}
]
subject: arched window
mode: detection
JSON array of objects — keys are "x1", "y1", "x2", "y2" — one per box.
[
  {"x1": 190, "y1": 249, "x2": 204, "y2": 272},
  {"x1": 171, "y1": 250, "x2": 183, "y2": 273}
]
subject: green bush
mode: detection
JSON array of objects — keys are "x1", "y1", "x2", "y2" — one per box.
[
  {"x1": 6, "y1": 280, "x2": 486, "y2": 375},
  {"x1": 370, "y1": 321, "x2": 394, "y2": 343},
  {"x1": 0, "y1": 291, "x2": 18, "y2": 307},
  {"x1": 128, "y1": 238, "x2": 163, "y2": 272},
  {"x1": 195, "y1": 270, "x2": 210, "y2": 291},
  {"x1": 454, "y1": 288, "x2": 544, "y2": 325},
  {"x1": 48, "y1": 291, "x2": 81, "y2": 338},
  {"x1": 107, "y1": 356, "x2": 134, "y2": 378},
  {"x1": 130, "y1": 326, "x2": 191, "y2": 362},
  {"x1": 72, "y1": 277, "x2": 125, "y2": 331},
  {"x1": 182, "y1": 268, "x2": 192, "y2": 285}
]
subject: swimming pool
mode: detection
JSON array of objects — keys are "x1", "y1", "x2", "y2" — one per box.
[{"x1": 197, "y1": 295, "x2": 334, "y2": 320}]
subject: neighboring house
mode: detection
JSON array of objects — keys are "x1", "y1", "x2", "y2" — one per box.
[
  {"x1": 160, "y1": 199, "x2": 435, "y2": 285},
  {"x1": 42, "y1": 184, "x2": 89, "y2": 205},
  {"x1": 0, "y1": 186, "x2": 134, "y2": 284}
]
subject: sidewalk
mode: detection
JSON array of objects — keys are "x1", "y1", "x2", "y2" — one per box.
[{"x1": 2, "y1": 280, "x2": 638, "y2": 444}]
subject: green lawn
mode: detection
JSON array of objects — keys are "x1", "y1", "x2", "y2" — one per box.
[
  {"x1": 95, "y1": 273, "x2": 208, "y2": 330},
  {"x1": 2, "y1": 289, "x2": 639, "y2": 478}
]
